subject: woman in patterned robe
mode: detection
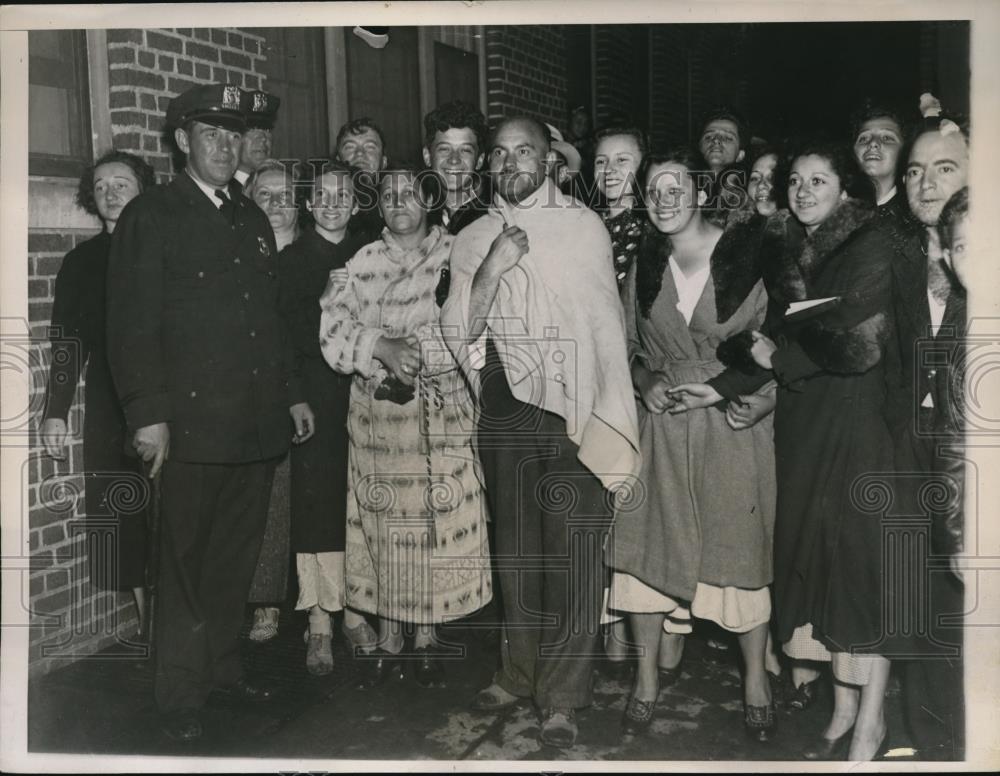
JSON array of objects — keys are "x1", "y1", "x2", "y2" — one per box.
[{"x1": 319, "y1": 168, "x2": 491, "y2": 687}]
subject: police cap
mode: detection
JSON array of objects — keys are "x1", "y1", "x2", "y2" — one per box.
[
  {"x1": 166, "y1": 83, "x2": 249, "y2": 133},
  {"x1": 246, "y1": 91, "x2": 281, "y2": 130}
]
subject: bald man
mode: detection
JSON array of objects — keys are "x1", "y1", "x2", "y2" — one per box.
[{"x1": 441, "y1": 117, "x2": 639, "y2": 749}]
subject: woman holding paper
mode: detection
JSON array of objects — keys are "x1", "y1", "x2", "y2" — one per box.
[{"x1": 672, "y1": 140, "x2": 898, "y2": 761}]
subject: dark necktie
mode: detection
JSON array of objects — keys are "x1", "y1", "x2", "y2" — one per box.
[{"x1": 214, "y1": 188, "x2": 235, "y2": 225}]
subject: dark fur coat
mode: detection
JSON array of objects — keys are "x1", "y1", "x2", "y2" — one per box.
[{"x1": 724, "y1": 199, "x2": 893, "y2": 378}]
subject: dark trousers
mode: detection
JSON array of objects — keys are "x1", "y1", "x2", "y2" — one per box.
[
  {"x1": 154, "y1": 458, "x2": 276, "y2": 712},
  {"x1": 477, "y1": 340, "x2": 610, "y2": 709}
]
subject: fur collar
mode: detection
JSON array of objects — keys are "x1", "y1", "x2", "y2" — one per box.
[
  {"x1": 635, "y1": 202, "x2": 767, "y2": 321},
  {"x1": 711, "y1": 204, "x2": 766, "y2": 322},
  {"x1": 758, "y1": 199, "x2": 875, "y2": 305},
  {"x1": 717, "y1": 199, "x2": 891, "y2": 377}
]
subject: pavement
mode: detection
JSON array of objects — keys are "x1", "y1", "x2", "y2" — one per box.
[{"x1": 27, "y1": 603, "x2": 923, "y2": 765}]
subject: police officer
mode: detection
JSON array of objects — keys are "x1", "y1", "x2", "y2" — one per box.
[
  {"x1": 106, "y1": 83, "x2": 314, "y2": 742},
  {"x1": 234, "y1": 89, "x2": 280, "y2": 188}
]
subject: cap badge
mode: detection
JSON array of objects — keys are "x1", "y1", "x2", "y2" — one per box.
[
  {"x1": 258, "y1": 237, "x2": 271, "y2": 257},
  {"x1": 222, "y1": 85, "x2": 241, "y2": 110}
]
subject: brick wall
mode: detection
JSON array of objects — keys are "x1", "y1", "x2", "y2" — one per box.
[
  {"x1": 105, "y1": 27, "x2": 267, "y2": 178},
  {"x1": 593, "y1": 25, "x2": 649, "y2": 130},
  {"x1": 646, "y1": 25, "x2": 753, "y2": 152},
  {"x1": 27, "y1": 27, "x2": 267, "y2": 677},
  {"x1": 486, "y1": 25, "x2": 569, "y2": 129}
]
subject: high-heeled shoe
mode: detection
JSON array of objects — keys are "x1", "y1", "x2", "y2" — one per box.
[
  {"x1": 353, "y1": 648, "x2": 403, "y2": 689},
  {"x1": 787, "y1": 677, "x2": 821, "y2": 710},
  {"x1": 802, "y1": 725, "x2": 853, "y2": 760},
  {"x1": 743, "y1": 700, "x2": 777, "y2": 743},
  {"x1": 621, "y1": 694, "x2": 657, "y2": 736}
]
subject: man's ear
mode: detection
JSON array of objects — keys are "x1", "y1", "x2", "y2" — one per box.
[
  {"x1": 476, "y1": 153, "x2": 485, "y2": 171},
  {"x1": 839, "y1": 189, "x2": 849, "y2": 201},
  {"x1": 305, "y1": 199, "x2": 314, "y2": 213},
  {"x1": 174, "y1": 127, "x2": 190, "y2": 155},
  {"x1": 697, "y1": 188, "x2": 709, "y2": 207},
  {"x1": 544, "y1": 150, "x2": 558, "y2": 173},
  {"x1": 380, "y1": 155, "x2": 388, "y2": 171},
  {"x1": 422, "y1": 147, "x2": 431, "y2": 168},
  {"x1": 736, "y1": 149, "x2": 746, "y2": 163}
]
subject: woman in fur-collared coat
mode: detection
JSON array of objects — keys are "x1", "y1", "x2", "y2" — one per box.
[
  {"x1": 606, "y1": 148, "x2": 777, "y2": 739},
  {"x1": 683, "y1": 141, "x2": 905, "y2": 761}
]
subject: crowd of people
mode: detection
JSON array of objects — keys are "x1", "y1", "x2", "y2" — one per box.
[{"x1": 39, "y1": 79, "x2": 971, "y2": 761}]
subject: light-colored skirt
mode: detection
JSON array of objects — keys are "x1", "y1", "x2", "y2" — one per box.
[
  {"x1": 608, "y1": 571, "x2": 771, "y2": 634},
  {"x1": 783, "y1": 624, "x2": 879, "y2": 685}
]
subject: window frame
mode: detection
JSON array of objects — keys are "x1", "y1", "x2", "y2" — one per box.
[{"x1": 28, "y1": 29, "x2": 94, "y2": 179}]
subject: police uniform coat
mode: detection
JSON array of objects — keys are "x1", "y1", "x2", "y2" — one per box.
[
  {"x1": 106, "y1": 170, "x2": 301, "y2": 713},
  {"x1": 107, "y1": 173, "x2": 301, "y2": 460}
]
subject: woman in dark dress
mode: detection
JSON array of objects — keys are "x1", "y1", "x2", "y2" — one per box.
[
  {"x1": 40, "y1": 150, "x2": 156, "y2": 634},
  {"x1": 278, "y1": 161, "x2": 371, "y2": 674}
]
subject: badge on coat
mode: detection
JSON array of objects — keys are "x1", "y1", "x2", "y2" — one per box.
[{"x1": 258, "y1": 237, "x2": 270, "y2": 257}]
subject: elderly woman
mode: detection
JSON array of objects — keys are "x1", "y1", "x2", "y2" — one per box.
[
  {"x1": 319, "y1": 167, "x2": 491, "y2": 689},
  {"x1": 40, "y1": 150, "x2": 157, "y2": 636},
  {"x1": 606, "y1": 148, "x2": 777, "y2": 741},
  {"x1": 243, "y1": 159, "x2": 302, "y2": 641},
  {"x1": 674, "y1": 141, "x2": 902, "y2": 761},
  {"x1": 247, "y1": 158, "x2": 301, "y2": 250}
]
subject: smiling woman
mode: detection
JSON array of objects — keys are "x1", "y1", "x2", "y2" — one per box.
[
  {"x1": 606, "y1": 145, "x2": 778, "y2": 740},
  {"x1": 40, "y1": 150, "x2": 156, "y2": 638}
]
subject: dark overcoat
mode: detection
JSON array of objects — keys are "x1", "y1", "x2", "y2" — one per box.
[
  {"x1": 712, "y1": 200, "x2": 920, "y2": 655},
  {"x1": 44, "y1": 230, "x2": 147, "y2": 590},
  {"x1": 106, "y1": 173, "x2": 300, "y2": 464}
]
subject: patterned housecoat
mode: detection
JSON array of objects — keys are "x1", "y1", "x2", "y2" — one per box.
[{"x1": 319, "y1": 225, "x2": 491, "y2": 624}]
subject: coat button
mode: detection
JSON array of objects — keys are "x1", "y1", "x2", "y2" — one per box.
[
  {"x1": 190, "y1": 390, "x2": 197, "y2": 397},
  {"x1": 243, "y1": 292, "x2": 250, "y2": 300},
  {"x1": 250, "y1": 330, "x2": 256, "y2": 338},
  {"x1": 252, "y1": 368, "x2": 258, "y2": 376},
  {"x1": 234, "y1": 258, "x2": 241, "y2": 264},
  {"x1": 198, "y1": 271, "x2": 205, "y2": 278}
]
